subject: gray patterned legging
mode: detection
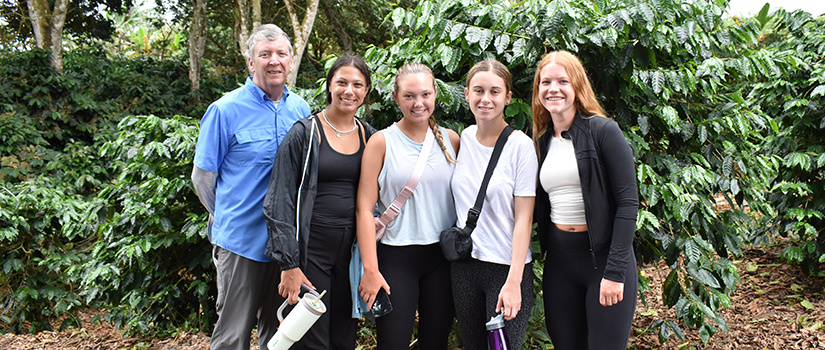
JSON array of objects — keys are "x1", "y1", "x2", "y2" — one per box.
[{"x1": 451, "y1": 259, "x2": 534, "y2": 350}]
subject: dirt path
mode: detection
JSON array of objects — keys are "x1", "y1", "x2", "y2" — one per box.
[{"x1": 1, "y1": 247, "x2": 823, "y2": 349}]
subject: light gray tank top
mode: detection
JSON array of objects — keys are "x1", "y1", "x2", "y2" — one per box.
[{"x1": 378, "y1": 123, "x2": 457, "y2": 245}]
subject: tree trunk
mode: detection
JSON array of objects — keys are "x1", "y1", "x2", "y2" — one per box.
[
  {"x1": 234, "y1": 0, "x2": 250, "y2": 64},
  {"x1": 252, "y1": 0, "x2": 261, "y2": 30},
  {"x1": 284, "y1": 0, "x2": 320, "y2": 86},
  {"x1": 320, "y1": 0, "x2": 351, "y2": 53},
  {"x1": 27, "y1": 0, "x2": 69, "y2": 70},
  {"x1": 188, "y1": 0, "x2": 207, "y2": 94}
]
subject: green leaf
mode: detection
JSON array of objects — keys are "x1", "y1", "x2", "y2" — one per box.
[
  {"x1": 18, "y1": 286, "x2": 39, "y2": 300},
  {"x1": 639, "y1": 3, "x2": 656, "y2": 27},
  {"x1": 391, "y1": 8, "x2": 406, "y2": 28},
  {"x1": 689, "y1": 267, "x2": 721, "y2": 289},
  {"x1": 512, "y1": 38, "x2": 526, "y2": 59},
  {"x1": 674, "y1": 26, "x2": 688, "y2": 44},
  {"x1": 494, "y1": 34, "x2": 510, "y2": 54},
  {"x1": 756, "y1": 3, "x2": 771, "y2": 27},
  {"x1": 478, "y1": 28, "x2": 493, "y2": 50},
  {"x1": 637, "y1": 209, "x2": 661, "y2": 230},
  {"x1": 801, "y1": 299, "x2": 815, "y2": 310},
  {"x1": 438, "y1": 44, "x2": 454, "y2": 70},
  {"x1": 607, "y1": 13, "x2": 624, "y2": 30},
  {"x1": 662, "y1": 269, "x2": 682, "y2": 307},
  {"x1": 699, "y1": 324, "x2": 712, "y2": 343},
  {"x1": 450, "y1": 23, "x2": 466, "y2": 41},
  {"x1": 684, "y1": 239, "x2": 701, "y2": 262},
  {"x1": 785, "y1": 152, "x2": 812, "y2": 171},
  {"x1": 638, "y1": 115, "x2": 649, "y2": 135},
  {"x1": 730, "y1": 179, "x2": 740, "y2": 196},
  {"x1": 812, "y1": 85, "x2": 825, "y2": 98},
  {"x1": 781, "y1": 246, "x2": 804, "y2": 263},
  {"x1": 659, "y1": 106, "x2": 679, "y2": 129},
  {"x1": 601, "y1": 28, "x2": 618, "y2": 48},
  {"x1": 3, "y1": 258, "x2": 23, "y2": 274},
  {"x1": 722, "y1": 157, "x2": 733, "y2": 176},
  {"x1": 160, "y1": 217, "x2": 171, "y2": 233},
  {"x1": 652, "y1": 71, "x2": 665, "y2": 94},
  {"x1": 438, "y1": 0, "x2": 457, "y2": 14},
  {"x1": 445, "y1": 46, "x2": 461, "y2": 73},
  {"x1": 465, "y1": 26, "x2": 482, "y2": 44}
]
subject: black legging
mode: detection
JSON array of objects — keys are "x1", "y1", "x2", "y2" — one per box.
[
  {"x1": 543, "y1": 225, "x2": 637, "y2": 350},
  {"x1": 376, "y1": 243, "x2": 455, "y2": 350},
  {"x1": 292, "y1": 222, "x2": 358, "y2": 350}
]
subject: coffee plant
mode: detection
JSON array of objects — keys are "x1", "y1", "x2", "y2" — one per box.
[
  {"x1": 0, "y1": 46, "x2": 240, "y2": 333},
  {"x1": 1, "y1": 0, "x2": 823, "y2": 346},
  {"x1": 76, "y1": 115, "x2": 215, "y2": 335},
  {"x1": 743, "y1": 10, "x2": 825, "y2": 276},
  {"x1": 355, "y1": 0, "x2": 795, "y2": 344}
]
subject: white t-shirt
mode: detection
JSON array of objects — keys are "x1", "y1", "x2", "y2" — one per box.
[{"x1": 450, "y1": 125, "x2": 538, "y2": 265}]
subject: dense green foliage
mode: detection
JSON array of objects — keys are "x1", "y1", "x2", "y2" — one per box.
[
  {"x1": 359, "y1": 0, "x2": 767, "y2": 343},
  {"x1": 1, "y1": 0, "x2": 822, "y2": 347},
  {"x1": 82, "y1": 115, "x2": 214, "y2": 334},
  {"x1": 355, "y1": 0, "x2": 823, "y2": 344},
  {"x1": 746, "y1": 10, "x2": 825, "y2": 275},
  {"x1": 0, "y1": 46, "x2": 242, "y2": 334}
]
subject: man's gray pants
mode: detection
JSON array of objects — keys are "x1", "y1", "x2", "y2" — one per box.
[{"x1": 210, "y1": 245, "x2": 283, "y2": 350}]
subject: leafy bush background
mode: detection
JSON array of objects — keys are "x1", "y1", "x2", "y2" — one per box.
[{"x1": 1, "y1": 0, "x2": 823, "y2": 346}]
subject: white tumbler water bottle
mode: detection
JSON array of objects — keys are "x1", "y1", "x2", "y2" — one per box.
[{"x1": 267, "y1": 287, "x2": 327, "y2": 350}]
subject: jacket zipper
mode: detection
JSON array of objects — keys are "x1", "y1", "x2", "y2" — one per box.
[{"x1": 566, "y1": 121, "x2": 599, "y2": 271}]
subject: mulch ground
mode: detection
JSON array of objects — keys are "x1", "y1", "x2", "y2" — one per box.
[
  {"x1": 630, "y1": 247, "x2": 825, "y2": 350},
  {"x1": 1, "y1": 247, "x2": 823, "y2": 349}
]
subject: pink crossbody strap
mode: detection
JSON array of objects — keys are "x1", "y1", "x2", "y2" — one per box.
[{"x1": 375, "y1": 128, "x2": 435, "y2": 227}]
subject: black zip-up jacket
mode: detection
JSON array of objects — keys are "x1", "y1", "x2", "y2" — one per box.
[
  {"x1": 535, "y1": 113, "x2": 638, "y2": 283},
  {"x1": 263, "y1": 114, "x2": 377, "y2": 270}
]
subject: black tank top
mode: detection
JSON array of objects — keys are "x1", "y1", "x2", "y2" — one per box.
[{"x1": 311, "y1": 118, "x2": 365, "y2": 227}]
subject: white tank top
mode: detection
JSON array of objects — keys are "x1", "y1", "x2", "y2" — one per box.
[
  {"x1": 377, "y1": 123, "x2": 457, "y2": 245},
  {"x1": 539, "y1": 136, "x2": 587, "y2": 225}
]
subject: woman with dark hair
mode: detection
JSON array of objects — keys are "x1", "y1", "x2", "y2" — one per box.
[
  {"x1": 532, "y1": 50, "x2": 639, "y2": 350},
  {"x1": 263, "y1": 54, "x2": 376, "y2": 349},
  {"x1": 356, "y1": 62, "x2": 460, "y2": 350}
]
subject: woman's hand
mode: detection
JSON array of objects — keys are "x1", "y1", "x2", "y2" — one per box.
[
  {"x1": 280, "y1": 268, "x2": 313, "y2": 305},
  {"x1": 496, "y1": 280, "x2": 522, "y2": 320},
  {"x1": 359, "y1": 269, "x2": 390, "y2": 310},
  {"x1": 599, "y1": 278, "x2": 624, "y2": 306}
]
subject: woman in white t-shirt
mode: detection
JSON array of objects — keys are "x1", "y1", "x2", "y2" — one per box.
[{"x1": 450, "y1": 60, "x2": 538, "y2": 349}]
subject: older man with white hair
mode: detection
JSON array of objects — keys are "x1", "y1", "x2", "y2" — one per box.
[{"x1": 192, "y1": 24, "x2": 310, "y2": 350}]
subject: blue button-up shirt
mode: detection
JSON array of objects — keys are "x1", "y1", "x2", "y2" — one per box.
[{"x1": 194, "y1": 77, "x2": 310, "y2": 261}]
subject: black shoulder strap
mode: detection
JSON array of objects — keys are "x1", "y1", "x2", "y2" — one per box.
[{"x1": 465, "y1": 125, "x2": 514, "y2": 229}]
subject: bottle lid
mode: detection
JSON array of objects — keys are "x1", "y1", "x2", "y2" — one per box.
[{"x1": 485, "y1": 313, "x2": 505, "y2": 330}]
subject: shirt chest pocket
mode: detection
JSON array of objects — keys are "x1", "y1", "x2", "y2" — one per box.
[{"x1": 231, "y1": 127, "x2": 278, "y2": 166}]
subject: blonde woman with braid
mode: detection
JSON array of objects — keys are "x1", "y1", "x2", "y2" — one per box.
[{"x1": 356, "y1": 62, "x2": 460, "y2": 349}]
